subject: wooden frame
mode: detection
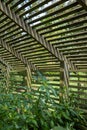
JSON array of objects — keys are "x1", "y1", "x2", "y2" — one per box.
[{"x1": 0, "y1": 0, "x2": 76, "y2": 70}]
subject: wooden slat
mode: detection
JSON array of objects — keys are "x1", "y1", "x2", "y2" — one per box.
[
  {"x1": 36, "y1": 12, "x2": 87, "y2": 32},
  {"x1": 0, "y1": 38, "x2": 36, "y2": 70},
  {"x1": 27, "y1": 1, "x2": 79, "y2": 24}
]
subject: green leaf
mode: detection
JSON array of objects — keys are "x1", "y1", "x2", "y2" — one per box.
[{"x1": 52, "y1": 125, "x2": 66, "y2": 130}]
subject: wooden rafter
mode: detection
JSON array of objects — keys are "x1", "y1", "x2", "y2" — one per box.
[
  {"x1": 0, "y1": 38, "x2": 37, "y2": 70},
  {"x1": 0, "y1": 0, "x2": 76, "y2": 70}
]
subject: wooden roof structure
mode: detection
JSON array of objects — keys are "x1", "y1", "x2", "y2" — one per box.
[
  {"x1": 0, "y1": 0, "x2": 87, "y2": 110},
  {"x1": 0, "y1": 0, "x2": 86, "y2": 71}
]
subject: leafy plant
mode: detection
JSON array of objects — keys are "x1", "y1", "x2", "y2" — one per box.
[
  {"x1": 0, "y1": 71, "x2": 86, "y2": 130},
  {"x1": 51, "y1": 125, "x2": 67, "y2": 130}
]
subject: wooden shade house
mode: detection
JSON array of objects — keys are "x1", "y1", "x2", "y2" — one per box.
[{"x1": 0, "y1": 0, "x2": 87, "y2": 111}]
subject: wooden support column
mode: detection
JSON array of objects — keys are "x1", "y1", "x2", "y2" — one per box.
[
  {"x1": 77, "y1": 73, "x2": 81, "y2": 99},
  {"x1": 26, "y1": 64, "x2": 32, "y2": 89},
  {"x1": 60, "y1": 61, "x2": 69, "y2": 87},
  {"x1": 6, "y1": 66, "x2": 10, "y2": 93},
  {"x1": 60, "y1": 60, "x2": 69, "y2": 102}
]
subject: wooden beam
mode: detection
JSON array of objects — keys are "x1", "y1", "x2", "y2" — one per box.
[
  {"x1": 77, "y1": 0, "x2": 87, "y2": 11},
  {"x1": 0, "y1": 38, "x2": 37, "y2": 70}
]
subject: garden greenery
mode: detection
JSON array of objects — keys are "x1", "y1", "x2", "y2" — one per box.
[{"x1": 0, "y1": 71, "x2": 86, "y2": 130}]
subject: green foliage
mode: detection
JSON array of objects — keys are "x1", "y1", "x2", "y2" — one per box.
[
  {"x1": 51, "y1": 125, "x2": 67, "y2": 130},
  {"x1": 0, "y1": 71, "x2": 86, "y2": 130}
]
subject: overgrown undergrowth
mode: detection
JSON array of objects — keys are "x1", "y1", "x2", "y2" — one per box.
[{"x1": 0, "y1": 71, "x2": 87, "y2": 130}]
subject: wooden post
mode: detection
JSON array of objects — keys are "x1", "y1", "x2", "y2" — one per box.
[
  {"x1": 77, "y1": 73, "x2": 81, "y2": 99},
  {"x1": 60, "y1": 60, "x2": 69, "y2": 87},
  {"x1": 6, "y1": 66, "x2": 10, "y2": 93},
  {"x1": 26, "y1": 64, "x2": 32, "y2": 89},
  {"x1": 60, "y1": 60, "x2": 69, "y2": 102}
]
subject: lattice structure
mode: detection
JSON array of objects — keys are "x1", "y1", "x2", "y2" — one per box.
[{"x1": 0, "y1": 0, "x2": 87, "y2": 110}]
